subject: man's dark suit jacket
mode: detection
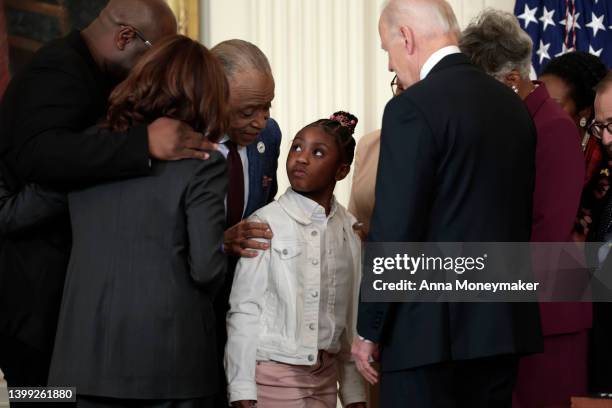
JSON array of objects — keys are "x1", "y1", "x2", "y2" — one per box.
[
  {"x1": 47, "y1": 151, "x2": 227, "y2": 399},
  {"x1": 589, "y1": 197, "x2": 612, "y2": 392},
  {"x1": 357, "y1": 53, "x2": 543, "y2": 372},
  {"x1": 244, "y1": 118, "x2": 282, "y2": 217},
  {"x1": 0, "y1": 31, "x2": 150, "y2": 354},
  {"x1": 213, "y1": 117, "x2": 281, "y2": 373}
]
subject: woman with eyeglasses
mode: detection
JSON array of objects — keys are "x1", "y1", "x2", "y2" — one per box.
[
  {"x1": 540, "y1": 52, "x2": 609, "y2": 243},
  {"x1": 46, "y1": 35, "x2": 229, "y2": 407},
  {"x1": 460, "y1": 10, "x2": 588, "y2": 408}
]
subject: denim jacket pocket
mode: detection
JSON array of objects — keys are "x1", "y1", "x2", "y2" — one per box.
[{"x1": 273, "y1": 242, "x2": 302, "y2": 260}]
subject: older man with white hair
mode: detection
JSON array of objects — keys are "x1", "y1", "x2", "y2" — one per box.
[{"x1": 352, "y1": 1, "x2": 543, "y2": 407}]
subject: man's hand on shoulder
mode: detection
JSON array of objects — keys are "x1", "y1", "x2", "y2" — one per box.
[
  {"x1": 147, "y1": 117, "x2": 219, "y2": 161},
  {"x1": 224, "y1": 220, "x2": 273, "y2": 257}
]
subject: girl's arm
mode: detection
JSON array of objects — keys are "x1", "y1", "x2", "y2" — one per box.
[{"x1": 225, "y1": 215, "x2": 271, "y2": 404}]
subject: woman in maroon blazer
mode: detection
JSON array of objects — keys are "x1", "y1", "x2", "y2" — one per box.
[{"x1": 461, "y1": 10, "x2": 587, "y2": 408}]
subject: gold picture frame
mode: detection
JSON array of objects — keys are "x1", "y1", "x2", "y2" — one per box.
[{"x1": 166, "y1": 0, "x2": 199, "y2": 40}]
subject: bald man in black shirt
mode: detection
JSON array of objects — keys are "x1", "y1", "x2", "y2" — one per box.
[{"x1": 0, "y1": 0, "x2": 216, "y2": 389}]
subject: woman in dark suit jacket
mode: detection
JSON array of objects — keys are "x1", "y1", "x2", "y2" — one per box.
[
  {"x1": 461, "y1": 11, "x2": 587, "y2": 408},
  {"x1": 46, "y1": 35, "x2": 229, "y2": 407}
]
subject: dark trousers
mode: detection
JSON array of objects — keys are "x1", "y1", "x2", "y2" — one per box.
[
  {"x1": 76, "y1": 396, "x2": 214, "y2": 408},
  {"x1": 0, "y1": 334, "x2": 51, "y2": 387},
  {"x1": 590, "y1": 302, "x2": 612, "y2": 393},
  {"x1": 380, "y1": 355, "x2": 519, "y2": 408},
  {"x1": 212, "y1": 257, "x2": 238, "y2": 407},
  {"x1": 0, "y1": 335, "x2": 71, "y2": 408}
]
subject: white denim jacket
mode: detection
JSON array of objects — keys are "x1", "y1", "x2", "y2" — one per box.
[{"x1": 224, "y1": 188, "x2": 365, "y2": 405}]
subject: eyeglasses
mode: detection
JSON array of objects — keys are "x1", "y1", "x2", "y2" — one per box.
[
  {"x1": 589, "y1": 120, "x2": 612, "y2": 140},
  {"x1": 390, "y1": 74, "x2": 399, "y2": 96},
  {"x1": 120, "y1": 24, "x2": 153, "y2": 48}
]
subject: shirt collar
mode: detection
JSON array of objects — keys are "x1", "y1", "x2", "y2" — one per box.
[
  {"x1": 219, "y1": 135, "x2": 246, "y2": 150},
  {"x1": 420, "y1": 45, "x2": 461, "y2": 80},
  {"x1": 279, "y1": 188, "x2": 338, "y2": 225}
]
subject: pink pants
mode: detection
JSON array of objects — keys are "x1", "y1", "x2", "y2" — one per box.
[{"x1": 255, "y1": 351, "x2": 338, "y2": 408}]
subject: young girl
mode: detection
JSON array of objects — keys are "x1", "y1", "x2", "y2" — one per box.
[{"x1": 225, "y1": 112, "x2": 367, "y2": 408}]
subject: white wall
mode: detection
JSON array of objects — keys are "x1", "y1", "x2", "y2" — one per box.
[{"x1": 202, "y1": 0, "x2": 516, "y2": 206}]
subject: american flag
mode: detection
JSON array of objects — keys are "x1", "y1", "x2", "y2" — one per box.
[{"x1": 514, "y1": 0, "x2": 612, "y2": 74}]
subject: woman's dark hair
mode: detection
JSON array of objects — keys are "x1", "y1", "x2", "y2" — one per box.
[
  {"x1": 303, "y1": 111, "x2": 357, "y2": 165},
  {"x1": 541, "y1": 51, "x2": 608, "y2": 115},
  {"x1": 106, "y1": 35, "x2": 229, "y2": 141}
]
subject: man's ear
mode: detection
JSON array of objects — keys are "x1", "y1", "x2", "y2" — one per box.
[
  {"x1": 399, "y1": 25, "x2": 415, "y2": 55},
  {"x1": 115, "y1": 26, "x2": 136, "y2": 51},
  {"x1": 336, "y1": 164, "x2": 351, "y2": 181}
]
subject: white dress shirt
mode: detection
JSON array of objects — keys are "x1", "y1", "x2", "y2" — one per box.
[
  {"x1": 217, "y1": 135, "x2": 249, "y2": 216},
  {"x1": 420, "y1": 45, "x2": 461, "y2": 80}
]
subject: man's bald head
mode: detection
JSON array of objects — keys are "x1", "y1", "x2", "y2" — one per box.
[
  {"x1": 379, "y1": 0, "x2": 459, "y2": 89},
  {"x1": 381, "y1": 0, "x2": 459, "y2": 40},
  {"x1": 100, "y1": 0, "x2": 177, "y2": 42},
  {"x1": 83, "y1": 0, "x2": 177, "y2": 78}
]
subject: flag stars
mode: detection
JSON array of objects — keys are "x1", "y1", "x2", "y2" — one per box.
[
  {"x1": 586, "y1": 12, "x2": 606, "y2": 37},
  {"x1": 560, "y1": 12, "x2": 582, "y2": 30},
  {"x1": 555, "y1": 43, "x2": 575, "y2": 58},
  {"x1": 539, "y1": 7, "x2": 556, "y2": 32},
  {"x1": 589, "y1": 45, "x2": 603, "y2": 57},
  {"x1": 518, "y1": 4, "x2": 538, "y2": 29},
  {"x1": 537, "y1": 40, "x2": 551, "y2": 64}
]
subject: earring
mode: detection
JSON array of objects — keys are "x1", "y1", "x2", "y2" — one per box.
[
  {"x1": 512, "y1": 85, "x2": 519, "y2": 94},
  {"x1": 580, "y1": 117, "x2": 588, "y2": 128}
]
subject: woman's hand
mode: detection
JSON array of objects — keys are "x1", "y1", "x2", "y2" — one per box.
[{"x1": 572, "y1": 208, "x2": 592, "y2": 242}]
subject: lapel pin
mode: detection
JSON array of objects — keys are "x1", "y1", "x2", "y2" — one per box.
[{"x1": 257, "y1": 141, "x2": 266, "y2": 154}]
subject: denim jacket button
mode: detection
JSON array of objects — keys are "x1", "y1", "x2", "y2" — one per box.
[
  {"x1": 311, "y1": 230, "x2": 318, "y2": 237},
  {"x1": 312, "y1": 259, "x2": 319, "y2": 265},
  {"x1": 311, "y1": 291, "x2": 319, "y2": 298},
  {"x1": 309, "y1": 323, "x2": 316, "y2": 330},
  {"x1": 282, "y1": 249, "x2": 288, "y2": 255},
  {"x1": 308, "y1": 354, "x2": 315, "y2": 362}
]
